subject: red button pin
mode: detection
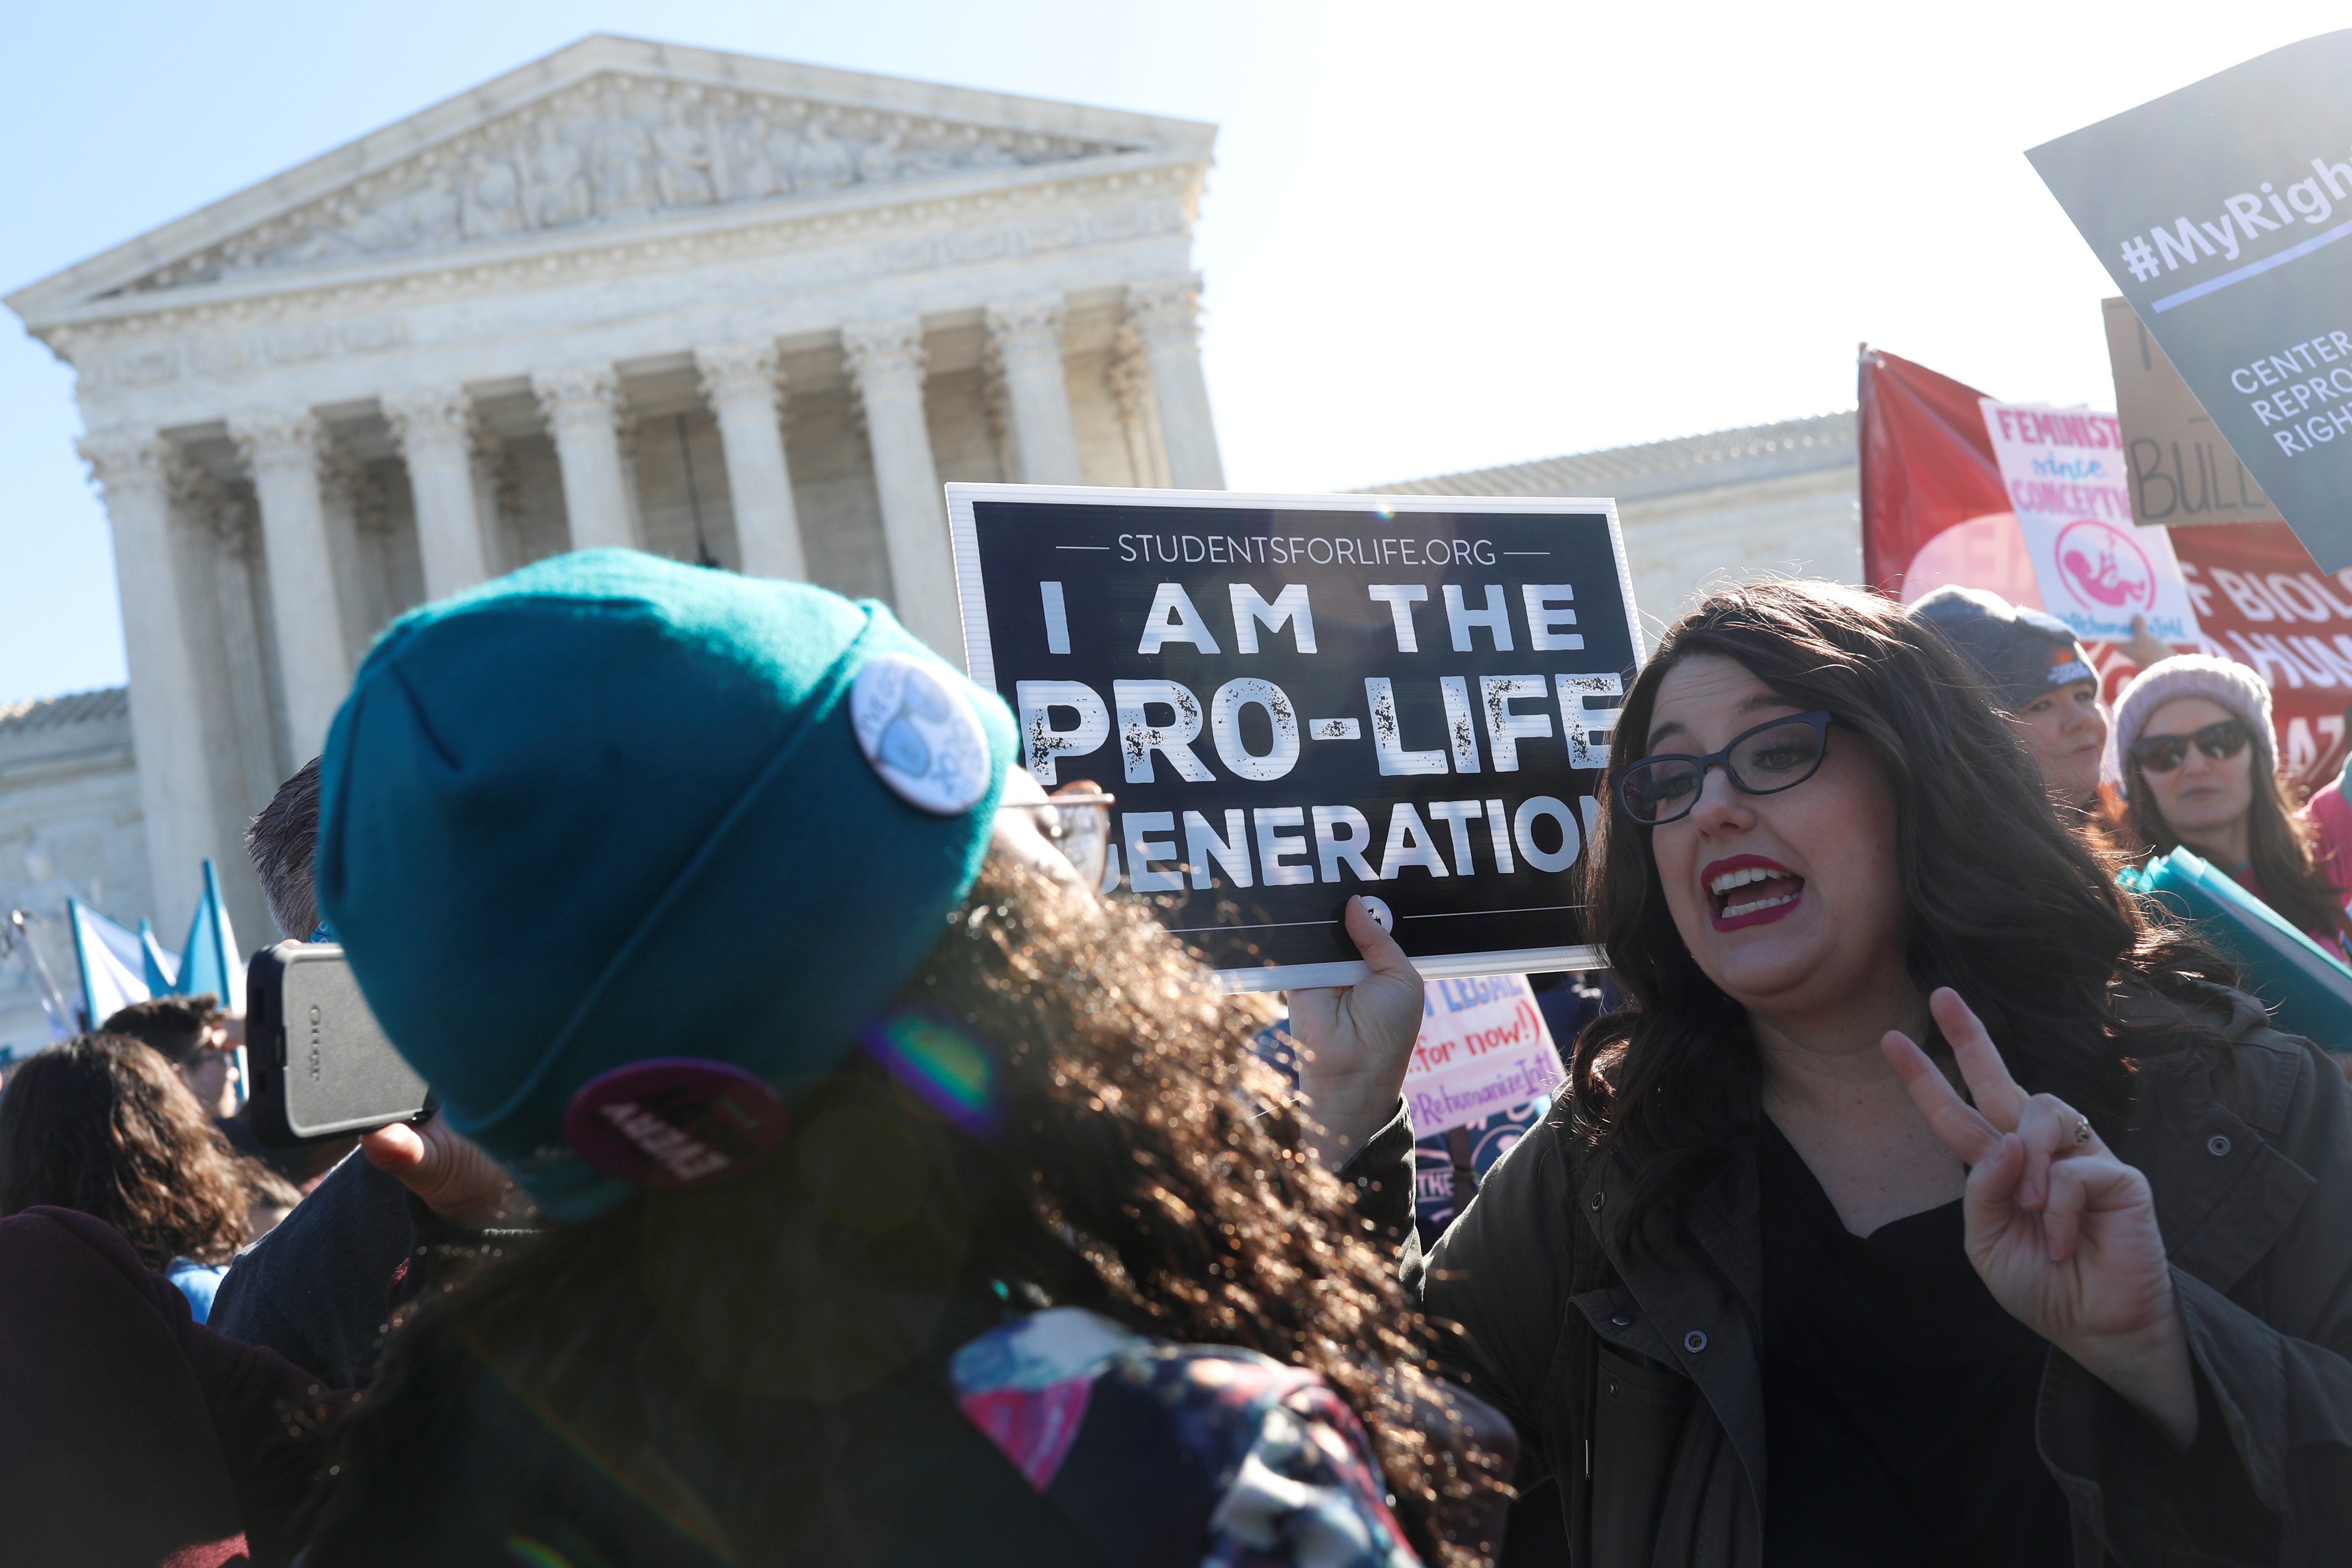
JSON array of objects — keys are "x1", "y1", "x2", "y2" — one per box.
[{"x1": 563, "y1": 1058, "x2": 790, "y2": 1188}]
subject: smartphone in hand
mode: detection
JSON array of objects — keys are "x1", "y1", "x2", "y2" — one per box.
[{"x1": 245, "y1": 942, "x2": 433, "y2": 1147}]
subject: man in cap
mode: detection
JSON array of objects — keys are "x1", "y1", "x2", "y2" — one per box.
[{"x1": 1910, "y1": 585, "x2": 2109, "y2": 810}]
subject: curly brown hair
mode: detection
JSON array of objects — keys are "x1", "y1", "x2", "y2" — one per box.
[
  {"x1": 0, "y1": 1033, "x2": 254, "y2": 1271},
  {"x1": 306, "y1": 854, "x2": 1511, "y2": 1566}
]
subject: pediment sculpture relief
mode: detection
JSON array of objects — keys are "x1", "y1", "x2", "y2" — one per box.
[{"x1": 121, "y1": 74, "x2": 1133, "y2": 294}]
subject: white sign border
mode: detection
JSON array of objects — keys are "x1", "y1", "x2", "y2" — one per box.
[
  {"x1": 1974, "y1": 398, "x2": 2203, "y2": 645},
  {"x1": 943, "y1": 482, "x2": 1638, "y2": 992}
]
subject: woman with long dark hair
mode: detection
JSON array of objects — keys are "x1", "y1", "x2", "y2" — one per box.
[
  {"x1": 1309, "y1": 582, "x2": 2352, "y2": 1565},
  {"x1": 0, "y1": 1032, "x2": 259, "y2": 1322},
  {"x1": 2108, "y1": 653, "x2": 2351, "y2": 947},
  {"x1": 293, "y1": 550, "x2": 1512, "y2": 1567}
]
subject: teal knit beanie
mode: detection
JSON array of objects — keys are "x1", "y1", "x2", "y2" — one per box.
[{"x1": 316, "y1": 549, "x2": 1015, "y2": 1221}]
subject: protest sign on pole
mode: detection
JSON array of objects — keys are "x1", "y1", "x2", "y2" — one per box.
[
  {"x1": 2028, "y1": 31, "x2": 2352, "y2": 569},
  {"x1": 1400, "y1": 973, "x2": 1561, "y2": 1137},
  {"x1": 1978, "y1": 400, "x2": 2202, "y2": 645},
  {"x1": 2102, "y1": 298, "x2": 2283, "y2": 530},
  {"x1": 947, "y1": 484, "x2": 1642, "y2": 989}
]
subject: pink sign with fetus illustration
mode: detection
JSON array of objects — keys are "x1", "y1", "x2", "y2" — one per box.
[
  {"x1": 2054, "y1": 518, "x2": 2156, "y2": 610},
  {"x1": 1980, "y1": 398, "x2": 2202, "y2": 646}
]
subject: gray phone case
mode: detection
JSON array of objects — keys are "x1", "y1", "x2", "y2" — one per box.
[{"x1": 246, "y1": 941, "x2": 432, "y2": 1145}]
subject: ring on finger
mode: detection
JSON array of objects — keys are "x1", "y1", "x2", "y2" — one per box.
[{"x1": 2072, "y1": 1113, "x2": 2091, "y2": 1146}]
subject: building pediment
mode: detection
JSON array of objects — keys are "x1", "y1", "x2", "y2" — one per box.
[
  {"x1": 119, "y1": 74, "x2": 1146, "y2": 296},
  {"x1": 9, "y1": 35, "x2": 1211, "y2": 323}
]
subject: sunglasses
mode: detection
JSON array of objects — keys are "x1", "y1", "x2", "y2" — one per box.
[
  {"x1": 2129, "y1": 718, "x2": 2249, "y2": 774},
  {"x1": 999, "y1": 784, "x2": 1116, "y2": 889},
  {"x1": 1616, "y1": 711, "x2": 1833, "y2": 825}
]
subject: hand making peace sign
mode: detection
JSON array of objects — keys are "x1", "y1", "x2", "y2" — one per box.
[{"x1": 1882, "y1": 987, "x2": 2200, "y2": 1449}]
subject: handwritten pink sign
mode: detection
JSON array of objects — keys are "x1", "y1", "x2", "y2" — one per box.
[
  {"x1": 1979, "y1": 398, "x2": 2202, "y2": 645},
  {"x1": 1401, "y1": 974, "x2": 1562, "y2": 1136}
]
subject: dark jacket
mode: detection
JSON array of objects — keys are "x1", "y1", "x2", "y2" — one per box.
[
  {"x1": 0, "y1": 1207, "x2": 343, "y2": 1568},
  {"x1": 212, "y1": 1149, "x2": 531, "y2": 1389},
  {"x1": 1362, "y1": 982, "x2": 2352, "y2": 1567},
  {"x1": 299, "y1": 1295, "x2": 1116, "y2": 1568},
  {"x1": 210, "y1": 1158, "x2": 1101, "y2": 1566},
  {"x1": 211, "y1": 1153, "x2": 417, "y2": 1388}
]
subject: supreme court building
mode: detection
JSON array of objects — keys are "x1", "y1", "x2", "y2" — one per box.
[
  {"x1": 6, "y1": 35, "x2": 1225, "y2": 954},
  {"x1": 1, "y1": 36, "x2": 1867, "y2": 1053}
]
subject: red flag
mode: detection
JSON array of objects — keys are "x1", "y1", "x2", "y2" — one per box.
[
  {"x1": 1857, "y1": 346, "x2": 2012, "y2": 600},
  {"x1": 1856, "y1": 349, "x2": 2352, "y2": 792}
]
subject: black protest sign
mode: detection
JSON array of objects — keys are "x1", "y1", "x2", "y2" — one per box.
[
  {"x1": 2029, "y1": 31, "x2": 2352, "y2": 568},
  {"x1": 948, "y1": 486, "x2": 1642, "y2": 988}
]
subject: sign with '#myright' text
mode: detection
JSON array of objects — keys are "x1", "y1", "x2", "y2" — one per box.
[
  {"x1": 2028, "y1": 31, "x2": 2352, "y2": 568},
  {"x1": 948, "y1": 485, "x2": 1642, "y2": 989}
]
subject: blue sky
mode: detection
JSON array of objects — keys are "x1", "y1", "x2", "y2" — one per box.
[{"x1": 3, "y1": 0, "x2": 2342, "y2": 704}]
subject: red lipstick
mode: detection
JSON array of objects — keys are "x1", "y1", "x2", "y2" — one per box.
[{"x1": 1700, "y1": 853, "x2": 1805, "y2": 931}]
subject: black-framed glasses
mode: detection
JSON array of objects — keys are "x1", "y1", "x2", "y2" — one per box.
[
  {"x1": 2129, "y1": 718, "x2": 2248, "y2": 775},
  {"x1": 999, "y1": 783, "x2": 1115, "y2": 888},
  {"x1": 1617, "y1": 711, "x2": 1834, "y2": 825}
]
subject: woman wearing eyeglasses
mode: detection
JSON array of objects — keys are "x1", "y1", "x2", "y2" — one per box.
[
  {"x1": 1305, "y1": 582, "x2": 2352, "y2": 1567},
  {"x1": 2107, "y1": 655, "x2": 2352, "y2": 954}
]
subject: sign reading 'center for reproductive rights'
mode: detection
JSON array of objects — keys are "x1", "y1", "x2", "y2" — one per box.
[
  {"x1": 2029, "y1": 30, "x2": 2352, "y2": 569},
  {"x1": 948, "y1": 485, "x2": 1643, "y2": 989}
]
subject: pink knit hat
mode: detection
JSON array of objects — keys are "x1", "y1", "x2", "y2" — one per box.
[{"x1": 2102, "y1": 654, "x2": 2276, "y2": 789}]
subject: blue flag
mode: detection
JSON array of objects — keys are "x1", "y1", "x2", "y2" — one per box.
[
  {"x1": 139, "y1": 918, "x2": 181, "y2": 995},
  {"x1": 173, "y1": 860, "x2": 243, "y2": 1015},
  {"x1": 68, "y1": 899, "x2": 150, "y2": 1032}
]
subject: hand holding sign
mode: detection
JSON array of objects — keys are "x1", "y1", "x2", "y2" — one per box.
[
  {"x1": 1289, "y1": 895, "x2": 1428, "y2": 1166},
  {"x1": 2124, "y1": 614, "x2": 2179, "y2": 670}
]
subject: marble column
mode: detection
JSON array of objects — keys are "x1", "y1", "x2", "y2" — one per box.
[
  {"x1": 693, "y1": 340, "x2": 807, "y2": 581},
  {"x1": 229, "y1": 411, "x2": 352, "y2": 758},
  {"x1": 1126, "y1": 276, "x2": 1226, "y2": 490},
  {"x1": 381, "y1": 386, "x2": 491, "y2": 601},
  {"x1": 841, "y1": 317, "x2": 962, "y2": 658},
  {"x1": 984, "y1": 296, "x2": 1083, "y2": 485},
  {"x1": 381, "y1": 385, "x2": 491, "y2": 602},
  {"x1": 531, "y1": 365, "x2": 639, "y2": 551},
  {"x1": 77, "y1": 432, "x2": 223, "y2": 922}
]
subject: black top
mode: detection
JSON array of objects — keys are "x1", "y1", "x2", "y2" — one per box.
[{"x1": 1758, "y1": 1119, "x2": 2072, "y2": 1568}]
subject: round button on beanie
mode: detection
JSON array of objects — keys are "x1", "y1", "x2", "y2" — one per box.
[
  {"x1": 1908, "y1": 585, "x2": 2096, "y2": 715},
  {"x1": 316, "y1": 549, "x2": 1017, "y2": 1221},
  {"x1": 2103, "y1": 652, "x2": 2277, "y2": 790}
]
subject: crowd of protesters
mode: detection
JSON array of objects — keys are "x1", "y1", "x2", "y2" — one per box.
[{"x1": 0, "y1": 552, "x2": 2346, "y2": 1568}]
